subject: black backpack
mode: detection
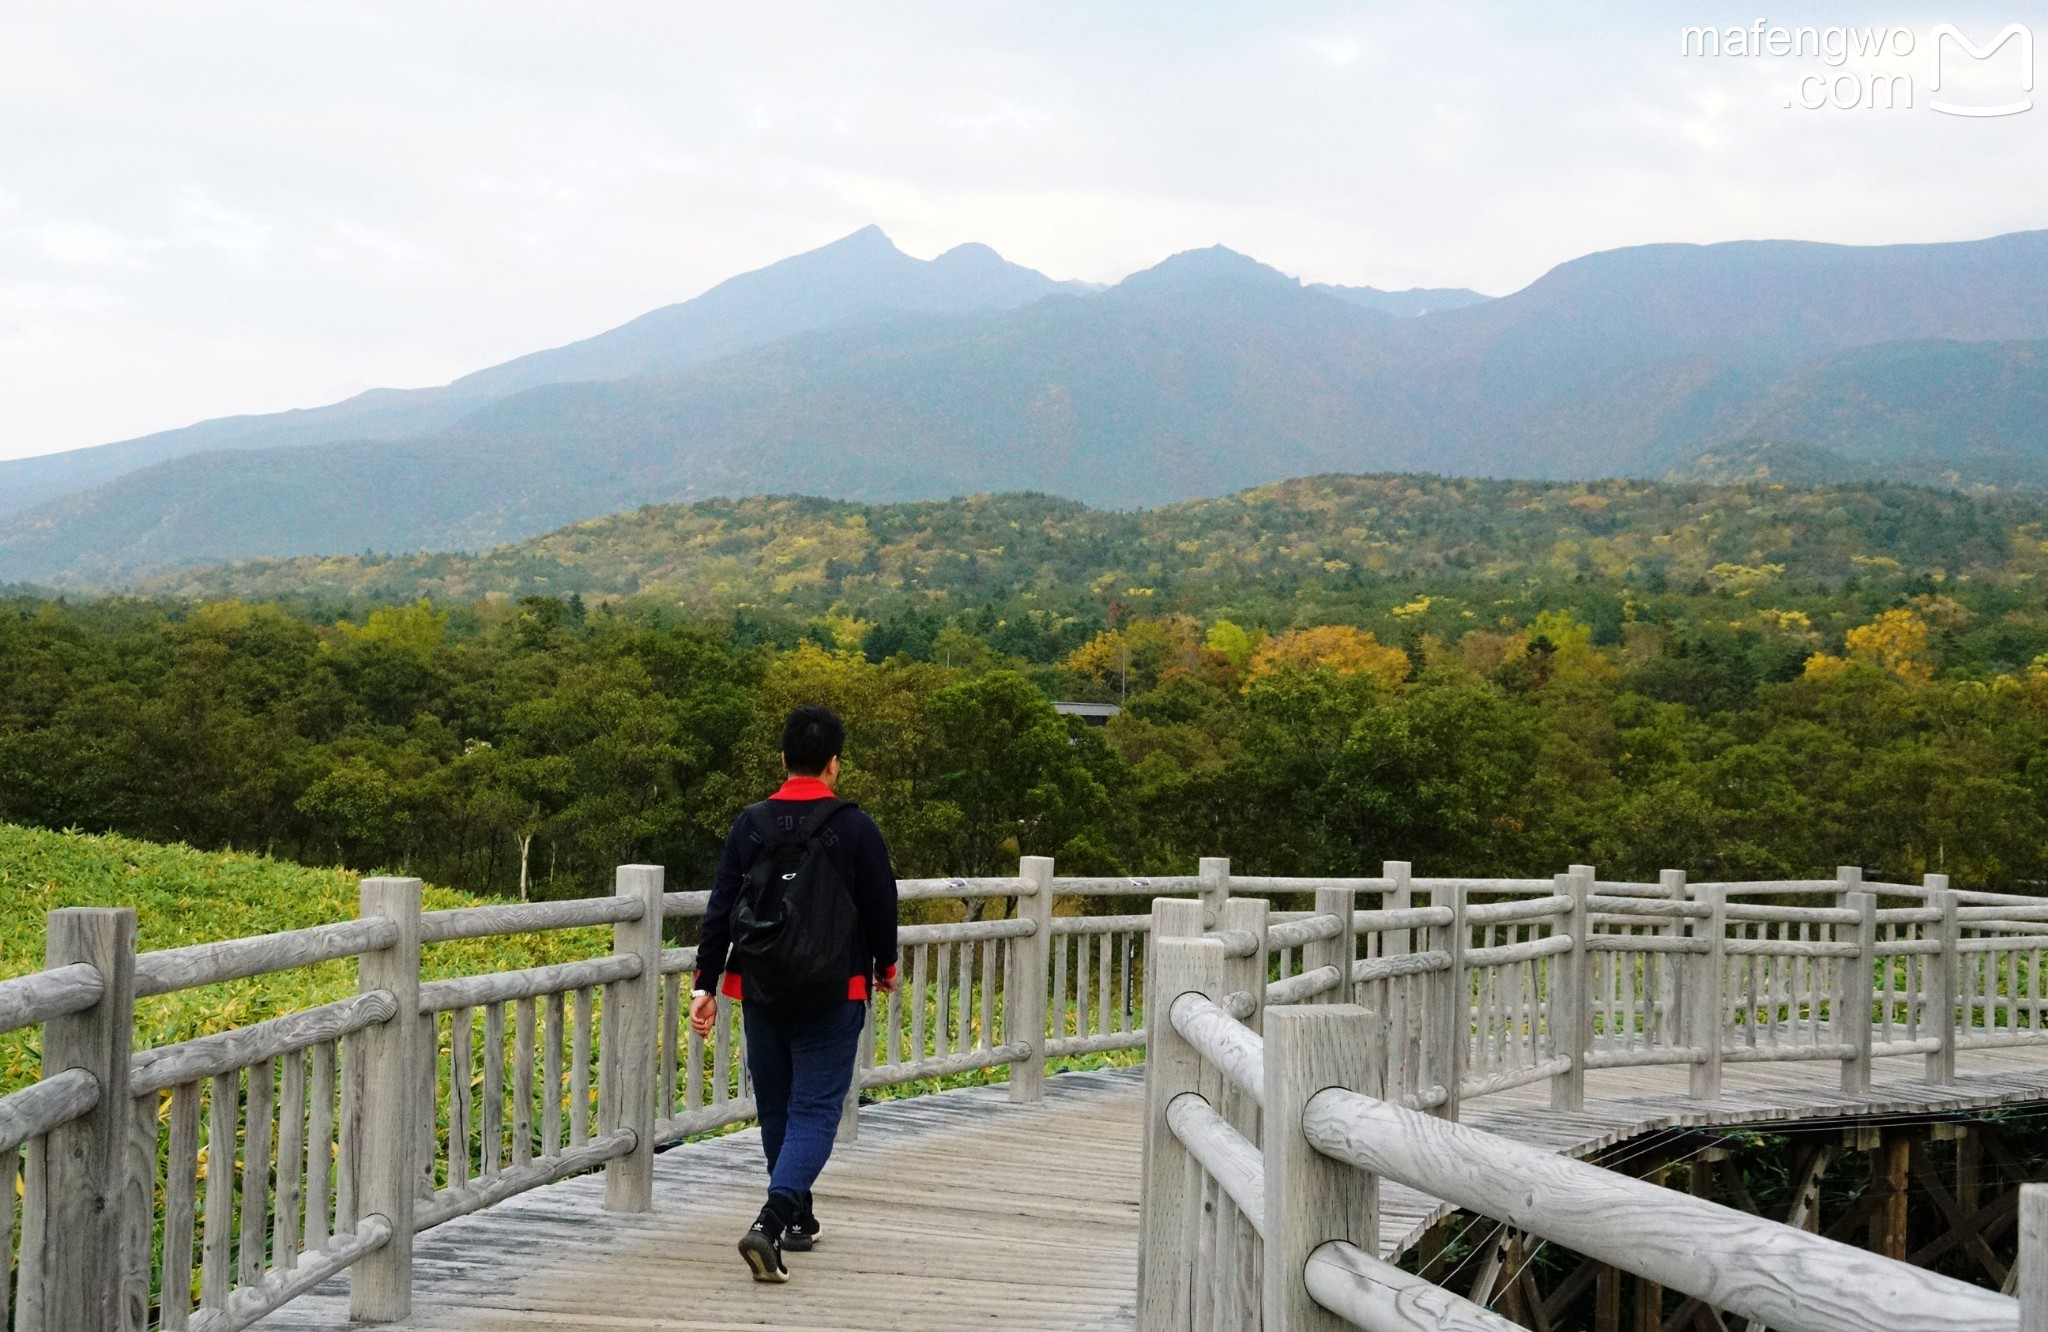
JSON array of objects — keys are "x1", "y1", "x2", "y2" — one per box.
[{"x1": 729, "y1": 799, "x2": 860, "y2": 1011}]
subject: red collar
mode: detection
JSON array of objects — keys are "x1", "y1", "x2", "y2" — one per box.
[{"x1": 771, "y1": 776, "x2": 837, "y2": 801}]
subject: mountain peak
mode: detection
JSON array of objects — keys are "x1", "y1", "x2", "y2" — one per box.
[
  {"x1": 1117, "y1": 245, "x2": 1299, "y2": 294},
  {"x1": 826, "y1": 223, "x2": 900, "y2": 252}
]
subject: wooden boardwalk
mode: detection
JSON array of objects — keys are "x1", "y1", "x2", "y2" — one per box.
[
  {"x1": 259, "y1": 1069, "x2": 1145, "y2": 1331},
  {"x1": 258, "y1": 1047, "x2": 2048, "y2": 1331}
]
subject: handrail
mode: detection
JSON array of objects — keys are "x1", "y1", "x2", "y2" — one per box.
[
  {"x1": 417, "y1": 954, "x2": 641, "y2": 1012},
  {"x1": 130, "y1": 990, "x2": 398, "y2": 1096},
  {"x1": 897, "y1": 876, "x2": 1036, "y2": 900},
  {"x1": 1305, "y1": 1241, "x2": 1521, "y2": 1332},
  {"x1": 1165, "y1": 1093, "x2": 1264, "y2": 1230},
  {"x1": 134, "y1": 917, "x2": 400, "y2": 996},
  {"x1": 1267, "y1": 912, "x2": 1343, "y2": 949},
  {"x1": 0, "y1": 1065, "x2": 101, "y2": 1154},
  {"x1": 1266, "y1": 964, "x2": 1345, "y2": 1005},
  {"x1": 0, "y1": 961, "x2": 102, "y2": 1035},
  {"x1": 1168, "y1": 992, "x2": 1263, "y2": 1104},
  {"x1": 420, "y1": 895, "x2": 643, "y2": 942},
  {"x1": 898, "y1": 917, "x2": 1038, "y2": 945},
  {"x1": 1299, "y1": 1088, "x2": 2015, "y2": 1332}
]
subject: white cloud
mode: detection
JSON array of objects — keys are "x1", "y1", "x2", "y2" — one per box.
[{"x1": 0, "y1": 0, "x2": 2041, "y2": 460}]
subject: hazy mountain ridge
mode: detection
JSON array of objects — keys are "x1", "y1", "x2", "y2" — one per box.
[
  {"x1": 0, "y1": 227, "x2": 1081, "y2": 520},
  {"x1": 8, "y1": 227, "x2": 2048, "y2": 585},
  {"x1": 1311, "y1": 283, "x2": 1493, "y2": 317}
]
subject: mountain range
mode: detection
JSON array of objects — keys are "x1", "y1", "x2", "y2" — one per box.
[{"x1": 4, "y1": 223, "x2": 2048, "y2": 588}]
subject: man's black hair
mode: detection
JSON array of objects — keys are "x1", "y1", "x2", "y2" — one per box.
[{"x1": 781, "y1": 705, "x2": 845, "y2": 776}]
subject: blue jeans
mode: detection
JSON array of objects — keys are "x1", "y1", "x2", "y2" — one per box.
[{"x1": 742, "y1": 999, "x2": 866, "y2": 1201}]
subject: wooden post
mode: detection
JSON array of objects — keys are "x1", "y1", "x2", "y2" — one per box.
[
  {"x1": 604, "y1": 864, "x2": 663, "y2": 1210},
  {"x1": 1635, "y1": 1161, "x2": 1669, "y2": 1331},
  {"x1": 2020, "y1": 1183, "x2": 2048, "y2": 1332},
  {"x1": 1553, "y1": 869, "x2": 1590, "y2": 1111},
  {"x1": 1658, "y1": 869, "x2": 1686, "y2": 1054},
  {"x1": 1220, "y1": 897, "x2": 1270, "y2": 1037},
  {"x1": 1595, "y1": 1264, "x2": 1622, "y2": 1332},
  {"x1": 1262, "y1": 1003, "x2": 1382, "y2": 1332},
  {"x1": 837, "y1": 1017, "x2": 872, "y2": 1145},
  {"x1": 1008, "y1": 855, "x2": 1054, "y2": 1104},
  {"x1": 1381, "y1": 861, "x2": 1414, "y2": 1100},
  {"x1": 350, "y1": 877, "x2": 421, "y2": 1323},
  {"x1": 1306, "y1": 886, "x2": 1356, "y2": 1004},
  {"x1": 1216, "y1": 894, "x2": 1267, "y2": 1324},
  {"x1": 1430, "y1": 882, "x2": 1467, "y2": 1121},
  {"x1": 1137, "y1": 931, "x2": 1225, "y2": 1332},
  {"x1": 1841, "y1": 874, "x2": 1875, "y2": 1096},
  {"x1": 1199, "y1": 856, "x2": 1231, "y2": 925},
  {"x1": 1926, "y1": 874, "x2": 1958, "y2": 1086},
  {"x1": 1869, "y1": 1130, "x2": 1910, "y2": 1260},
  {"x1": 27, "y1": 908, "x2": 136, "y2": 1332},
  {"x1": 1688, "y1": 882, "x2": 1724, "y2": 1101}
]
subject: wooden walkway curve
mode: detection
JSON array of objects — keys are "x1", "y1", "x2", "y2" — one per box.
[{"x1": 254, "y1": 1046, "x2": 2048, "y2": 1331}]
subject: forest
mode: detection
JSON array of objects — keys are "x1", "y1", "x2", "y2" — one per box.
[{"x1": 7, "y1": 473, "x2": 2048, "y2": 901}]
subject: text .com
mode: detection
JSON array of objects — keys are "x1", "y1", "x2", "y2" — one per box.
[{"x1": 1680, "y1": 21, "x2": 2034, "y2": 115}]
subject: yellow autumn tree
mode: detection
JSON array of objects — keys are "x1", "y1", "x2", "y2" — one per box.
[
  {"x1": 1245, "y1": 625, "x2": 1410, "y2": 688},
  {"x1": 1803, "y1": 608, "x2": 1935, "y2": 684},
  {"x1": 1063, "y1": 615, "x2": 1205, "y2": 696}
]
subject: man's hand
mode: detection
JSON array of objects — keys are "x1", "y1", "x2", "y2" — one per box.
[
  {"x1": 877, "y1": 967, "x2": 899, "y2": 995},
  {"x1": 689, "y1": 992, "x2": 718, "y2": 1037}
]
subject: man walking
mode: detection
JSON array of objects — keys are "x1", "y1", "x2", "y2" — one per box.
[{"x1": 689, "y1": 705, "x2": 899, "y2": 1283}]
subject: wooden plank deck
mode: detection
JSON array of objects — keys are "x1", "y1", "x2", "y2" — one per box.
[
  {"x1": 261, "y1": 1047, "x2": 2048, "y2": 1330},
  {"x1": 258, "y1": 1069, "x2": 1144, "y2": 1331}
]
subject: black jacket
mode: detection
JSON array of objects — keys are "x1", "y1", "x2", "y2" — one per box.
[{"x1": 693, "y1": 795, "x2": 899, "y2": 1001}]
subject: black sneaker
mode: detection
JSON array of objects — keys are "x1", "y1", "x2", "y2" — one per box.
[
  {"x1": 738, "y1": 1210, "x2": 788, "y2": 1283},
  {"x1": 782, "y1": 1192, "x2": 821, "y2": 1252}
]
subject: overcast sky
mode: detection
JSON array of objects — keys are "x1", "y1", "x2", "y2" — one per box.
[{"x1": 2, "y1": 1, "x2": 2042, "y2": 461}]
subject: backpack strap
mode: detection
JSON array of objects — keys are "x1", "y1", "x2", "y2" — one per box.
[
  {"x1": 745, "y1": 797, "x2": 855, "y2": 849},
  {"x1": 796, "y1": 798, "x2": 854, "y2": 842}
]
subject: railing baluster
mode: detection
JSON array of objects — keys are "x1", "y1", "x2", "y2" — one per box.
[
  {"x1": 450, "y1": 1009, "x2": 473, "y2": 1189},
  {"x1": 544, "y1": 992, "x2": 565, "y2": 1156},
  {"x1": 911, "y1": 945, "x2": 930, "y2": 1065},
  {"x1": 957, "y1": 940, "x2": 975, "y2": 1055},
  {"x1": 572, "y1": 986, "x2": 595, "y2": 1138},
  {"x1": 277, "y1": 1049, "x2": 306, "y2": 1273},
  {"x1": 482, "y1": 1003, "x2": 505, "y2": 1179},
  {"x1": 161, "y1": 1082, "x2": 202, "y2": 1330},
  {"x1": 513, "y1": 997, "x2": 536, "y2": 1168},
  {"x1": 201, "y1": 1071, "x2": 235, "y2": 1312},
  {"x1": 307, "y1": 1040, "x2": 335, "y2": 1252},
  {"x1": 980, "y1": 938, "x2": 997, "y2": 1051},
  {"x1": 658, "y1": 974, "x2": 679, "y2": 1125}
]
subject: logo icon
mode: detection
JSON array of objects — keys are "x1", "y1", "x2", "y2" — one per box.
[{"x1": 1928, "y1": 23, "x2": 2034, "y2": 117}]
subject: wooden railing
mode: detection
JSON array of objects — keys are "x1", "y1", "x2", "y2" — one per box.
[
  {"x1": 1137, "y1": 862, "x2": 2048, "y2": 1332},
  {"x1": 0, "y1": 853, "x2": 1231, "y2": 1330},
  {"x1": 10, "y1": 853, "x2": 2048, "y2": 1330}
]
